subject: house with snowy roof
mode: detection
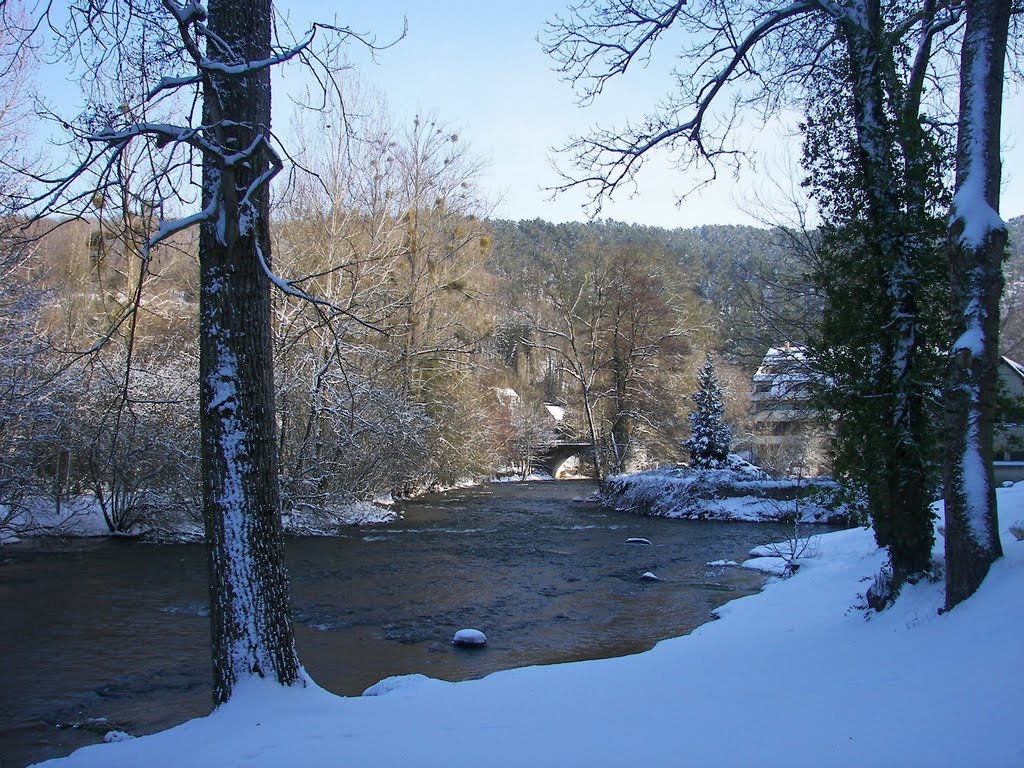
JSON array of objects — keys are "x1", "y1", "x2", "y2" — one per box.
[
  {"x1": 994, "y1": 356, "x2": 1024, "y2": 483},
  {"x1": 749, "y1": 343, "x2": 830, "y2": 474},
  {"x1": 749, "y1": 347, "x2": 1024, "y2": 481}
]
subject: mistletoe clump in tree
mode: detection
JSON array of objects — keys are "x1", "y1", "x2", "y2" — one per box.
[{"x1": 685, "y1": 356, "x2": 732, "y2": 469}]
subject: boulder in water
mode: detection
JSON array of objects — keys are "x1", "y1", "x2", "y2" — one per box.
[
  {"x1": 452, "y1": 628, "x2": 488, "y2": 647},
  {"x1": 641, "y1": 571, "x2": 660, "y2": 582},
  {"x1": 626, "y1": 537, "x2": 652, "y2": 546}
]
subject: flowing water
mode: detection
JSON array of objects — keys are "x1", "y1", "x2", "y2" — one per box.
[{"x1": 0, "y1": 480, "x2": 798, "y2": 767}]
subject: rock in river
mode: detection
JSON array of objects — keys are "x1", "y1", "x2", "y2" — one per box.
[
  {"x1": 452, "y1": 628, "x2": 488, "y2": 648},
  {"x1": 641, "y1": 571, "x2": 660, "y2": 582},
  {"x1": 626, "y1": 537, "x2": 652, "y2": 546}
]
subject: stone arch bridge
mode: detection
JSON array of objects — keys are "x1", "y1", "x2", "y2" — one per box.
[{"x1": 532, "y1": 440, "x2": 597, "y2": 478}]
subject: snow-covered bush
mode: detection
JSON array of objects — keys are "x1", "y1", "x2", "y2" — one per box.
[
  {"x1": 0, "y1": 235, "x2": 73, "y2": 539},
  {"x1": 64, "y1": 347, "x2": 200, "y2": 535},
  {"x1": 749, "y1": 521, "x2": 822, "y2": 576}
]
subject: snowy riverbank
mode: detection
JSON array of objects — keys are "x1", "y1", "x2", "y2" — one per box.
[
  {"x1": 34, "y1": 486, "x2": 1024, "y2": 767},
  {"x1": 601, "y1": 460, "x2": 850, "y2": 524},
  {"x1": 0, "y1": 495, "x2": 400, "y2": 545},
  {"x1": 1, "y1": 471, "x2": 558, "y2": 544}
]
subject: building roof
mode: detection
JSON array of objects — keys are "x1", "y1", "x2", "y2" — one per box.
[
  {"x1": 751, "y1": 343, "x2": 819, "y2": 425},
  {"x1": 1001, "y1": 356, "x2": 1024, "y2": 382}
]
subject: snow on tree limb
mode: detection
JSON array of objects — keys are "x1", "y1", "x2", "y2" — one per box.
[
  {"x1": 950, "y1": 1, "x2": 1007, "y2": 248},
  {"x1": 7, "y1": 0, "x2": 400, "y2": 325}
]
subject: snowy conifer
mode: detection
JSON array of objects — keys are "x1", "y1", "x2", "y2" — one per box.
[{"x1": 685, "y1": 355, "x2": 732, "y2": 469}]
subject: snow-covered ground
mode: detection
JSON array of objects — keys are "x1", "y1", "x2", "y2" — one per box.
[
  {"x1": 0, "y1": 495, "x2": 400, "y2": 544},
  {"x1": 602, "y1": 459, "x2": 848, "y2": 524},
  {"x1": 34, "y1": 485, "x2": 1024, "y2": 767},
  {"x1": 0, "y1": 497, "x2": 119, "y2": 545},
  {"x1": 490, "y1": 470, "x2": 554, "y2": 483},
  {"x1": 1, "y1": 472, "x2": 564, "y2": 545}
]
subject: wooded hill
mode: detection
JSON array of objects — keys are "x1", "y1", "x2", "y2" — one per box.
[{"x1": 2, "y1": 212, "x2": 1020, "y2": 536}]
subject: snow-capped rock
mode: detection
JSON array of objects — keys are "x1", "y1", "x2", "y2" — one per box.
[{"x1": 452, "y1": 628, "x2": 488, "y2": 647}]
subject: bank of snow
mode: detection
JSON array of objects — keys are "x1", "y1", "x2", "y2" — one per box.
[
  {"x1": 2, "y1": 474, "x2": 559, "y2": 545},
  {"x1": 37, "y1": 486, "x2": 1024, "y2": 767},
  {"x1": 1, "y1": 496, "x2": 398, "y2": 545},
  {"x1": 602, "y1": 460, "x2": 848, "y2": 523}
]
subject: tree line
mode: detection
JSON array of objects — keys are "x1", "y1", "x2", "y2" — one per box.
[
  {"x1": 3, "y1": 193, "x2": 815, "y2": 538},
  {"x1": 9, "y1": 190, "x2": 1022, "y2": 537}
]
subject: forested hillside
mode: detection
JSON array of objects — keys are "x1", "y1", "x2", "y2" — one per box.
[
  {"x1": 3, "y1": 191, "x2": 811, "y2": 539},
  {"x1": 1001, "y1": 216, "x2": 1024, "y2": 358},
  {"x1": 6, "y1": 202, "x2": 1022, "y2": 540},
  {"x1": 488, "y1": 218, "x2": 817, "y2": 364}
]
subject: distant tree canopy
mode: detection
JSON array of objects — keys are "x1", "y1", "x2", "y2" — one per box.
[{"x1": 487, "y1": 217, "x2": 819, "y2": 365}]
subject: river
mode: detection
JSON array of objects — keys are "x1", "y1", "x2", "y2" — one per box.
[{"x1": 0, "y1": 480, "x2": 799, "y2": 767}]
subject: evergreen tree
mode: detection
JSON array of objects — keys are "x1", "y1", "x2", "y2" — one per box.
[
  {"x1": 685, "y1": 356, "x2": 732, "y2": 469},
  {"x1": 801, "y1": 33, "x2": 952, "y2": 606}
]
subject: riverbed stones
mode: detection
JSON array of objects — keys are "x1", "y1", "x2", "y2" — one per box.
[{"x1": 452, "y1": 628, "x2": 488, "y2": 647}]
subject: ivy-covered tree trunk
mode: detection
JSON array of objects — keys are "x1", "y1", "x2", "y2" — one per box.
[
  {"x1": 199, "y1": 0, "x2": 302, "y2": 704},
  {"x1": 943, "y1": 0, "x2": 1009, "y2": 611},
  {"x1": 837, "y1": 3, "x2": 938, "y2": 591}
]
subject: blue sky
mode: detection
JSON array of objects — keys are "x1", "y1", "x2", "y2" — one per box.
[
  {"x1": 274, "y1": 0, "x2": 818, "y2": 229},
  {"x1": 34, "y1": 0, "x2": 1024, "y2": 229},
  {"x1": 275, "y1": 0, "x2": 1024, "y2": 229}
]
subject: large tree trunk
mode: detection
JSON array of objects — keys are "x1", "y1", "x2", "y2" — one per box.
[
  {"x1": 842, "y1": 2, "x2": 935, "y2": 588},
  {"x1": 943, "y1": 0, "x2": 1009, "y2": 611},
  {"x1": 199, "y1": 0, "x2": 302, "y2": 704}
]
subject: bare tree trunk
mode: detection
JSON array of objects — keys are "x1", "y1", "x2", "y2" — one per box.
[
  {"x1": 580, "y1": 380, "x2": 605, "y2": 479},
  {"x1": 943, "y1": 0, "x2": 1009, "y2": 610},
  {"x1": 199, "y1": 0, "x2": 301, "y2": 704}
]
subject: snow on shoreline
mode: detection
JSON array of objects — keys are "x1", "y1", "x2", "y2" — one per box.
[
  {"x1": 0, "y1": 495, "x2": 401, "y2": 545},
  {"x1": 32, "y1": 486, "x2": 1024, "y2": 767},
  {"x1": 1, "y1": 473, "x2": 560, "y2": 545},
  {"x1": 601, "y1": 461, "x2": 849, "y2": 524}
]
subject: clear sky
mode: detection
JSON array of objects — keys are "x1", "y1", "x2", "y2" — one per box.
[
  {"x1": 271, "y1": 0, "x2": 820, "y2": 229},
  {"x1": 272, "y1": 0, "x2": 1024, "y2": 230},
  {"x1": 31, "y1": 0, "x2": 1024, "y2": 229}
]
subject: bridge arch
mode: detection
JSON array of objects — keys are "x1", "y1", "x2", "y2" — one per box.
[{"x1": 533, "y1": 441, "x2": 597, "y2": 478}]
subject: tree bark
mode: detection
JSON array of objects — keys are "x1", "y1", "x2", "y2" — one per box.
[
  {"x1": 943, "y1": 0, "x2": 1009, "y2": 610},
  {"x1": 841, "y1": 1, "x2": 935, "y2": 585},
  {"x1": 580, "y1": 379, "x2": 605, "y2": 479},
  {"x1": 199, "y1": 0, "x2": 302, "y2": 704}
]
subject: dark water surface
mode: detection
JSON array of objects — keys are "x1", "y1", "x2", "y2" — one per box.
[{"x1": 0, "y1": 480, "x2": 795, "y2": 767}]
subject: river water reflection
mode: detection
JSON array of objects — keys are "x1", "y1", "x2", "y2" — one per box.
[{"x1": 0, "y1": 480, "x2": 798, "y2": 766}]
